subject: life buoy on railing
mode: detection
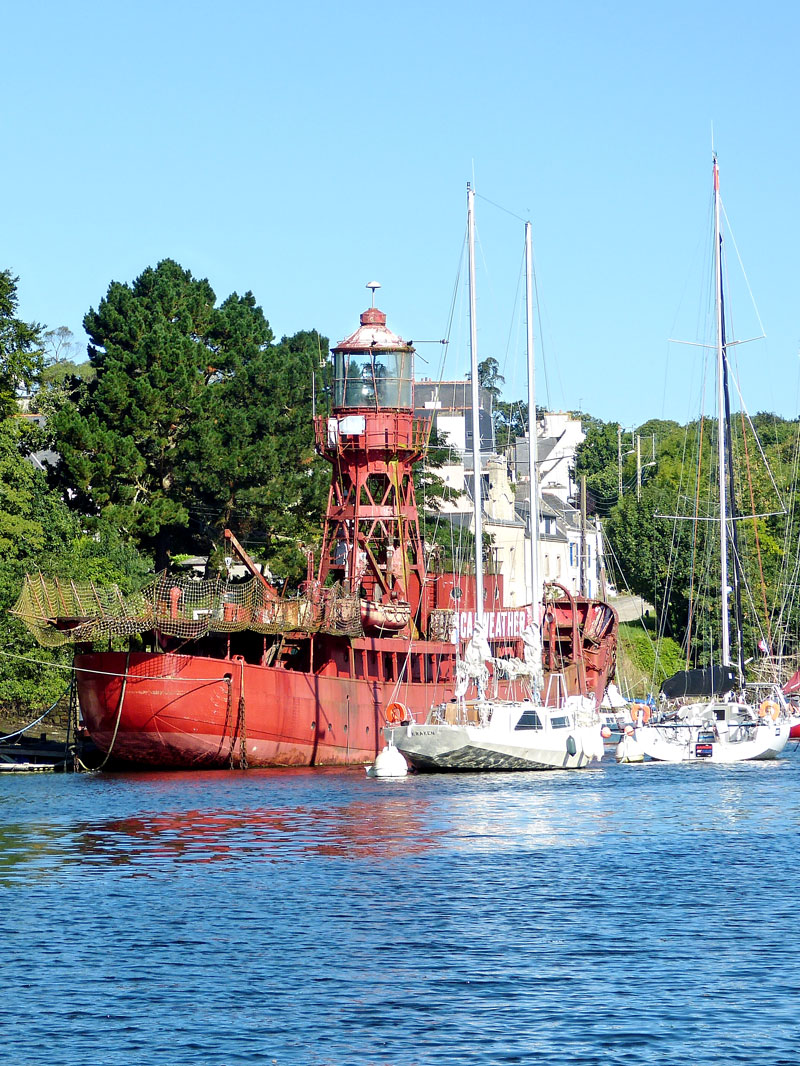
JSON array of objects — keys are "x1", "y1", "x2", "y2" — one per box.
[
  {"x1": 759, "y1": 699, "x2": 780, "y2": 721},
  {"x1": 386, "y1": 701, "x2": 409, "y2": 725},
  {"x1": 630, "y1": 702, "x2": 650, "y2": 726}
]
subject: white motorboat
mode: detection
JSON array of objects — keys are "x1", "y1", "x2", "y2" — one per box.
[{"x1": 388, "y1": 189, "x2": 610, "y2": 773}]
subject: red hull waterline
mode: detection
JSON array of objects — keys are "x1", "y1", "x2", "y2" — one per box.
[{"x1": 76, "y1": 646, "x2": 456, "y2": 769}]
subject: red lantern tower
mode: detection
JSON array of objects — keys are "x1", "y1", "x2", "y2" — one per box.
[{"x1": 315, "y1": 285, "x2": 430, "y2": 633}]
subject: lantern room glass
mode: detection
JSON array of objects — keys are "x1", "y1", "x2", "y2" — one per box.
[{"x1": 333, "y1": 351, "x2": 413, "y2": 409}]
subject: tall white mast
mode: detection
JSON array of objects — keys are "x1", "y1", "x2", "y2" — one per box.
[
  {"x1": 713, "y1": 154, "x2": 731, "y2": 667},
  {"x1": 467, "y1": 184, "x2": 484, "y2": 632},
  {"x1": 525, "y1": 221, "x2": 543, "y2": 685}
]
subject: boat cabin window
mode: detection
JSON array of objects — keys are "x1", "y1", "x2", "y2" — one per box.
[
  {"x1": 334, "y1": 351, "x2": 413, "y2": 409},
  {"x1": 515, "y1": 709, "x2": 543, "y2": 730},
  {"x1": 549, "y1": 715, "x2": 570, "y2": 729},
  {"x1": 714, "y1": 708, "x2": 726, "y2": 721},
  {"x1": 383, "y1": 653, "x2": 395, "y2": 682}
]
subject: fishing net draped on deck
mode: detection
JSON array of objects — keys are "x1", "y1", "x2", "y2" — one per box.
[{"x1": 12, "y1": 573, "x2": 365, "y2": 648}]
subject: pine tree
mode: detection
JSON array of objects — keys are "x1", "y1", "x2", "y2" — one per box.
[{"x1": 50, "y1": 260, "x2": 328, "y2": 577}]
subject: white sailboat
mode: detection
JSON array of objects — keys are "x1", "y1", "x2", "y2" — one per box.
[
  {"x1": 387, "y1": 187, "x2": 605, "y2": 772},
  {"x1": 632, "y1": 156, "x2": 790, "y2": 764}
]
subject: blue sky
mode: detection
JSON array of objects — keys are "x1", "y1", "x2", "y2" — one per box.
[{"x1": 3, "y1": 0, "x2": 799, "y2": 427}]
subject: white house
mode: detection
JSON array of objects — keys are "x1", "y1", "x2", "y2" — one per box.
[{"x1": 419, "y1": 394, "x2": 606, "y2": 605}]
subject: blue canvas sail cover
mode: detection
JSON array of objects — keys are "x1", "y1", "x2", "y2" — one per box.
[{"x1": 660, "y1": 666, "x2": 737, "y2": 699}]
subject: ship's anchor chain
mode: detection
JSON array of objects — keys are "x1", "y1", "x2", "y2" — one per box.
[
  {"x1": 237, "y1": 691, "x2": 248, "y2": 770},
  {"x1": 233, "y1": 657, "x2": 248, "y2": 770}
]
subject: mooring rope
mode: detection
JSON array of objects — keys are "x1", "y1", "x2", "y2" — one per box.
[
  {"x1": 75, "y1": 650, "x2": 131, "y2": 773},
  {"x1": 0, "y1": 683, "x2": 72, "y2": 742},
  {"x1": 0, "y1": 648, "x2": 229, "y2": 683}
]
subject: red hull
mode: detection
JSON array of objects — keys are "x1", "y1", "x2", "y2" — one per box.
[
  {"x1": 76, "y1": 647, "x2": 456, "y2": 769},
  {"x1": 789, "y1": 720, "x2": 800, "y2": 741}
]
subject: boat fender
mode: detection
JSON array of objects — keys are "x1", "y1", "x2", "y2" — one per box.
[
  {"x1": 386, "y1": 701, "x2": 409, "y2": 725},
  {"x1": 600, "y1": 725, "x2": 612, "y2": 739},
  {"x1": 566, "y1": 735, "x2": 577, "y2": 757}
]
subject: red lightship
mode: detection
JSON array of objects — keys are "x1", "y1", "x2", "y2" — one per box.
[{"x1": 15, "y1": 297, "x2": 617, "y2": 769}]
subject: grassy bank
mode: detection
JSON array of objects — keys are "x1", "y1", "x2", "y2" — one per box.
[{"x1": 615, "y1": 620, "x2": 684, "y2": 700}]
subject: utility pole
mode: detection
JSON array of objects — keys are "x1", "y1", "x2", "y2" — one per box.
[
  {"x1": 584, "y1": 477, "x2": 588, "y2": 596},
  {"x1": 597, "y1": 518, "x2": 608, "y2": 600},
  {"x1": 636, "y1": 433, "x2": 656, "y2": 502},
  {"x1": 617, "y1": 424, "x2": 623, "y2": 498},
  {"x1": 618, "y1": 425, "x2": 635, "y2": 497}
]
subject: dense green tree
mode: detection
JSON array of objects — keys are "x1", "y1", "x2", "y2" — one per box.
[
  {"x1": 0, "y1": 414, "x2": 151, "y2": 708},
  {"x1": 574, "y1": 416, "x2": 620, "y2": 482},
  {"x1": 494, "y1": 399, "x2": 528, "y2": 450},
  {"x1": 0, "y1": 270, "x2": 44, "y2": 420},
  {"x1": 50, "y1": 260, "x2": 328, "y2": 579},
  {"x1": 477, "y1": 356, "x2": 504, "y2": 401},
  {"x1": 585, "y1": 409, "x2": 800, "y2": 668}
]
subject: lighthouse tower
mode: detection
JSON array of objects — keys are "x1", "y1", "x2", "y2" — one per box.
[{"x1": 315, "y1": 286, "x2": 430, "y2": 628}]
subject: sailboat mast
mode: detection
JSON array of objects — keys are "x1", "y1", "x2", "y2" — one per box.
[
  {"x1": 467, "y1": 184, "x2": 485, "y2": 630},
  {"x1": 713, "y1": 154, "x2": 731, "y2": 667},
  {"x1": 525, "y1": 221, "x2": 541, "y2": 630}
]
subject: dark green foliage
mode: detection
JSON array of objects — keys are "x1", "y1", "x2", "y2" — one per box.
[
  {"x1": 0, "y1": 414, "x2": 152, "y2": 708},
  {"x1": 587, "y1": 409, "x2": 800, "y2": 668},
  {"x1": 574, "y1": 416, "x2": 620, "y2": 482},
  {"x1": 49, "y1": 260, "x2": 328, "y2": 581},
  {"x1": 477, "y1": 357, "x2": 504, "y2": 400},
  {"x1": 494, "y1": 399, "x2": 528, "y2": 450},
  {"x1": 417, "y1": 426, "x2": 472, "y2": 569},
  {"x1": 617, "y1": 620, "x2": 686, "y2": 698},
  {"x1": 0, "y1": 270, "x2": 43, "y2": 420}
]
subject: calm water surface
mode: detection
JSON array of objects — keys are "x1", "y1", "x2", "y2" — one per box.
[{"x1": 1, "y1": 745, "x2": 799, "y2": 1065}]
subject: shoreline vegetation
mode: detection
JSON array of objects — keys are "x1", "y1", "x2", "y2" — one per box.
[{"x1": 3, "y1": 261, "x2": 800, "y2": 717}]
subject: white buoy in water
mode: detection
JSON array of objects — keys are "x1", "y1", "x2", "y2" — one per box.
[
  {"x1": 615, "y1": 727, "x2": 645, "y2": 764},
  {"x1": 366, "y1": 743, "x2": 408, "y2": 778}
]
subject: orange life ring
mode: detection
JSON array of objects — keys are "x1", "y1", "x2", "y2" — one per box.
[
  {"x1": 386, "y1": 701, "x2": 408, "y2": 725},
  {"x1": 631, "y1": 702, "x2": 649, "y2": 724},
  {"x1": 759, "y1": 699, "x2": 779, "y2": 720}
]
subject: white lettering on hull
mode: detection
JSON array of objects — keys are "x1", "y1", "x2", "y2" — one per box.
[{"x1": 457, "y1": 608, "x2": 533, "y2": 642}]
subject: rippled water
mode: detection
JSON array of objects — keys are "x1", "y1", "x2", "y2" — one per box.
[{"x1": 2, "y1": 745, "x2": 800, "y2": 1066}]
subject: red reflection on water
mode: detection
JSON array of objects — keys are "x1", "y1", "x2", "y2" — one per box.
[{"x1": 74, "y1": 771, "x2": 433, "y2": 866}]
